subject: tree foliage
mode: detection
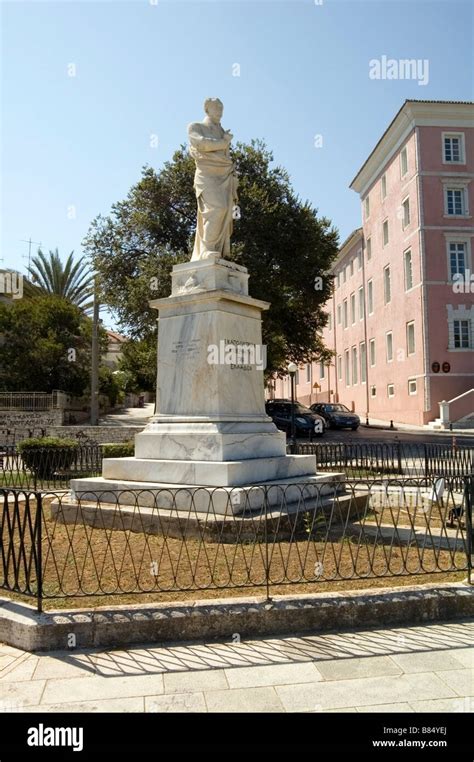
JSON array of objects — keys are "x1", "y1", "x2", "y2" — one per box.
[
  {"x1": 27, "y1": 248, "x2": 94, "y2": 312},
  {"x1": 84, "y1": 140, "x2": 338, "y2": 374},
  {"x1": 0, "y1": 295, "x2": 106, "y2": 395}
]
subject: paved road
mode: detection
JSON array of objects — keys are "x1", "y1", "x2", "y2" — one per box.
[
  {"x1": 303, "y1": 428, "x2": 474, "y2": 445},
  {"x1": 0, "y1": 619, "x2": 472, "y2": 713}
]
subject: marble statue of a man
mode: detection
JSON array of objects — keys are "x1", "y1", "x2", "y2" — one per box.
[{"x1": 188, "y1": 98, "x2": 238, "y2": 261}]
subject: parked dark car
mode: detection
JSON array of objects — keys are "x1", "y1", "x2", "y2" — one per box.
[
  {"x1": 310, "y1": 403, "x2": 360, "y2": 430},
  {"x1": 265, "y1": 400, "x2": 325, "y2": 438}
]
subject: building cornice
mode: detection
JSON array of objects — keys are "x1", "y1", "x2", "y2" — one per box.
[{"x1": 350, "y1": 100, "x2": 474, "y2": 198}]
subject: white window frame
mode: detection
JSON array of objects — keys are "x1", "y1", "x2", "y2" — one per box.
[
  {"x1": 387, "y1": 383, "x2": 395, "y2": 398},
  {"x1": 360, "y1": 341, "x2": 366, "y2": 383},
  {"x1": 327, "y1": 312, "x2": 332, "y2": 331},
  {"x1": 365, "y1": 196, "x2": 370, "y2": 219},
  {"x1": 350, "y1": 292, "x2": 356, "y2": 325},
  {"x1": 320, "y1": 362, "x2": 325, "y2": 380},
  {"x1": 408, "y1": 379, "x2": 417, "y2": 396},
  {"x1": 358, "y1": 286, "x2": 364, "y2": 321},
  {"x1": 344, "y1": 349, "x2": 350, "y2": 386},
  {"x1": 306, "y1": 364, "x2": 311, "y2": 383},
  {"x1": 386, "y1": 331, "x2": 393, "y2": 363},
  {"x1": 442, "y1": 132, "x2": 466, "y2": 165},
  {"x1": 343, "y1": 299, "x2": 348, "y2": 329},
  {"x1": 402, "y1": 196, "x2": 410, "y2": 229},
  {"x1": 383, "y1": 219, "x2": 389, "y2": 247},
  {"x1": 381, "y1": 173, "x2": 387, "y2": 200},
  {"x1": 445, "y1": 236, "x2": 472, "y2": 282},
  {"x1": 370, "y1": 385, "x2": 376, "y2": 398},
  {"x1": 367, "y1": 279, "x2": 374, "y2": 315},
  {"x1": 369, "y1": 338, "x2": 376, "y2": 367},
  {"x1": 453, "y1": 319, "x2": 471, "y2": 349},
  {"x1": 406, "y1": 321, "x2": 415, "y2": 355},
  {"x1": 404, "y1": 248, "x2": 413, "y2": 291},
  {"x1": 384, "y1": 265, "x2": 391, "y2": 305},
  {"x1": 351, "y1": 346, "x2": 358, "y2": 385},
  {"x1": 447, "y1": 304, "x2": 474, "y2": 351},
  {"x1": 400, "y1": 147, "x2": 408, "y2": 178},
  {"x1": 337, "y1": 355, "x2": 342, "y2": 381},
  {"x1": 366, "y1": 236, "x2": 372, "y2": 261},
  {"x1": 444, "y1": 183, "x2": 470, "y2": 217},
  {"x1": 357, "y1": 248, "x2": 362, "y2": 270},
  {"x1": 337, "y1": 304, "x2": 342, "y2": 325},
  {"x1": 350, "y1": 258, "x2": 354, "y2": 277}
]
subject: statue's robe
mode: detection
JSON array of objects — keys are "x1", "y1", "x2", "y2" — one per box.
[{"x1": 188, "y1": 119, "x2": 238, "y2": 261}]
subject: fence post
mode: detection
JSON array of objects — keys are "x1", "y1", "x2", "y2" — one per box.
[
  {"x1": 465, "y1": 475, "x2": 473, "y2": 586},
  {"x1": 264, "y1": 486, "x2": 271, "y2": 601},
  {"x1": 424, "y1": 443, "x2": 429, "y2": 488},
  {"x1": 396, "y1": 438, "x2": 402, "y2": 476},
  {"x1": 36, "y1": 492, "x2": 43, "y2": 613}
]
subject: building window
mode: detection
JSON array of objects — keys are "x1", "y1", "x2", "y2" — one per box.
[
  {"x1": 344, "y1": 349, "x2": 350, "y2": 386},
  {"x1": 346, "y1": 263, "x2": 351, "y2": 281},
  {"x1": 367, "y1": 279, "x2": 374, "y2": 315},
  {"x1": 400, "y1": 147, "x2": 408, "y2": 177},
  {"x1": 342, "y1": 267, "x2": 346, "y2": 284},
  {"x1": 366, "y1": 237, "x2": 372, "y2": 261},
  {"x1": 337, "y1": 355, "x2": 342, "y2": 380},
  {"x1": 383, "y1": 219, "x2": 389, "y2": 247},
  {"x1": 449, "y1": 241, "x2": 467, "y2": 279},
  {"x1": 453, "y1": 319, "x2": 470, "y2": 349},
  {"x1": 357, "y1": 249, "x2": 362, "y2": 270},
  {"x1": 381, "y1": 173, "x2": 387, "y2": 200},
  {"x1": 350, "y1": 258, "x2": 354, "y2": 277},
  {"x1": 369, "y1": 338, "x2": 376, "y2": 367},
  {"x1": 402, "y1": 197, "x2": 410, "y2": 229},
  {"x1": 408, "y1": 379, "x2": 417, "y2": 395},
  {"x1": 360, "y1": 341, "x2": 366, "y2": 383},
  {"x1": 320, "y1": 362, "x2": 325, "y2": 380},
  {"x1": 387, "y1": 384, "x2": 395, "y2": 398},
  {"x1": 295, "y1": 370, "x2": 299, "y2": 385},
  {"x1": 337, "y1": 304, "x2": 342, "y2": 325},
  {"x1": 386, "y1": 331, "x2": 393, "y2": 362},
  {"x1": 384, "y1": 265, "x2": 391, "y2": 304},
  {"x1": 351, "y1": 346, "x2": 358, "y2": 385},
  {"x1": 327, "y1": 312, "x2": 332, "y2": 331},
  {"x1": 443, "y1": 132, "x2": 465, "y2": 164},
  {"x1": 365, "y1": 196, "x2": 370, "y2": 218},
  {"x1": 407, "y1": 321, "x2": 415, "y2": 355},
  {"x1": 445, "y1": 188, "x2": 466, "y2": 216},
  {"x1": 370, "y1": 385, "x2": 376, "y2": 398},
  {"x1": 343, "y1": 299, "x2": 348, "y2": 328},
  {"x1": 306, "y1": 364, "x2": 311, "y2": 383},
  {"x1": 350, "y1": 292, "x2": 356, "y2": 324},
  {"x1": 404, "y1": 249, "x2": 413, "y2": 291},
  {"x1": 358, "y1": 286, "x2": 364, "y2": 320}
]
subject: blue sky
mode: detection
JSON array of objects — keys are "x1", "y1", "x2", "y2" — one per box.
[{"x1": 1, "y1": 0, "x2": 472, "y2": 327}]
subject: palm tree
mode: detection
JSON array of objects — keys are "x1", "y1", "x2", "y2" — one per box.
[{"x1": 27, "y1": 248, "x2": 94, "y2": 311}]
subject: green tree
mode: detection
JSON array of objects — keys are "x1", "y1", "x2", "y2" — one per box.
[
  {"x1": 27, "y1": 248, "x2": 94, "y2": 312},
  {"x1": 118, "y1": 336, "x2": 157, "y2": 393},
  {"x1": 0, "y1": 295, "x2": 106, "y2": 395},
  {"x1": 83, "y1": 141, "x2": 338, "y2": 374}
]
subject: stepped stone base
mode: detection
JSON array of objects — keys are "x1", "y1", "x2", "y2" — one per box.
[{"x1": 70, "y1": 472, "x2": 346, "y2": 515}]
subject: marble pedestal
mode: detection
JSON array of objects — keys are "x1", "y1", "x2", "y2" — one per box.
[{"x1": 71, "y1": 256, "x2": 329, "y2": 513}]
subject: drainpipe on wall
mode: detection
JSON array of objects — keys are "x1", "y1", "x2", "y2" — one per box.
[
  {"x1": 361, "y1": 237, "x2": 370, "y2": 424},
  {"x1": 415, "y1": 125, "x2": 431, "y2": 421}
]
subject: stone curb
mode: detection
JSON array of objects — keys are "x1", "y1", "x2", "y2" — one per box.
[{"x1": 0, "y1": 582, "x2": 472, "y2": 652}]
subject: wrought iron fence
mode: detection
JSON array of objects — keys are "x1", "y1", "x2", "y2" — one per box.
[
  {"x1": 1, "y1": 476, "x2": 472, "y2": 611},
  {"x1": 292, "y1": 441, "x2": 474, "y2": 489},
  {"x1": 0, "y1": 390, "x2": 67, "y2": 410},
  {"x1": 0, "y1": 445, "x2": 102, "y2": 489}
]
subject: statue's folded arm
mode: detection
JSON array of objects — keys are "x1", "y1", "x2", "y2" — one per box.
[{"x1": 188, "y1": 122, "x2": 228, "y2": 153}]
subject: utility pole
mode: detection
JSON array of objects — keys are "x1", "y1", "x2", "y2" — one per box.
[
  {"x1": 20, "y1": 238, "x2": 42, "y2": 274},
  {"x1": 90, "y1": 277, "x2": 100, "y2": 426}
]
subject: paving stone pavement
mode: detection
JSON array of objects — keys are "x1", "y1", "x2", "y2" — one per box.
[{"x1": 0, "y1": 619, "x2": 472, "y2": 713}]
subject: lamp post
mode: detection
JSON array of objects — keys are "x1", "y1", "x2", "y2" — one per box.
[{"x1": 288, "y1": 362, "x2": 297, "y2": 453}]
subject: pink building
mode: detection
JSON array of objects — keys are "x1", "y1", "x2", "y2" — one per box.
[{"x1": 273, "y1": 100, "x2": 474, "y2": 427}]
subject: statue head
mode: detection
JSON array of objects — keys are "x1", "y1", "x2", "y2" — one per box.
[{"x1": 204, "y1": 97, "x2": 223, "y2": 124}]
